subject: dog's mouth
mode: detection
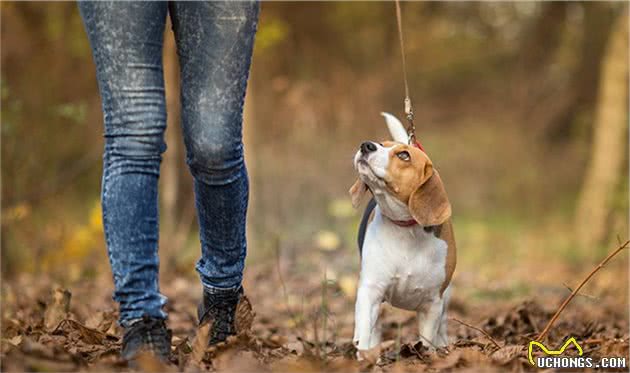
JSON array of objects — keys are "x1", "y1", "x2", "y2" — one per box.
[{"x1": 356, "y1": 159, "x2": 387, "y2": 185}]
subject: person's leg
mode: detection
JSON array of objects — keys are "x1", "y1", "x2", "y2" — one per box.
[
  {"x1": 169, "y1": 1, "x2": 259, "y2": 291},
  {"x1": 169, "y1": 0, "x2": 259, "y2": 344},
  {"x1": 78, "y1": 1, "x2": 169, "y2": 328}
]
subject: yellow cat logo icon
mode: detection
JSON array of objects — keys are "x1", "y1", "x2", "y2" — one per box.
[{"x1": 528, "y1": 337, "x2": 584, "y2": 366}]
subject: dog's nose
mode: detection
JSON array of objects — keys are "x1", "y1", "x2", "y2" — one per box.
[{"x1": 360, "y1": 142, "x2": 377, "y2": 154}]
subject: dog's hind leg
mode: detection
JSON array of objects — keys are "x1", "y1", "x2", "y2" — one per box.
[
  {"x1": 417, "y1": 297, "x2": 445, "y2": 349},
  {"x1": 435, "y1": 310, "x2": 448, "y2": 347},
  {"x1": 435, "y1": 288, "x2": 450, "y2": 347}
]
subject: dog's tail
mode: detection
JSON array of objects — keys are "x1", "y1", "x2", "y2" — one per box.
[{"x1": 357, "y1": 198, "x2": 377, "y2": 257}]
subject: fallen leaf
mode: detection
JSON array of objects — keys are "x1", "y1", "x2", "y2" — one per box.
[
  {"x1": 459, "y1": 346, "x2": 491, "y2": 365},
  {"x1": 43, "y1": 289, "x2": 71, "y2": 331},
  {"x1": 5, "y1": 335, "x2": 22, "y2": 347},
  {"x1": 431, "y1": 350, "x2": 462, "y2": 370},
  {"x1": 191, "y1": 322, "x2": 210, "y2": 364},
  {"x1": 53, "y1": 319, "x2": 107, "y2": 345},
  {"x1": 357, "y1": 343, "x2": 381, "y2": 365},
  {"x1": 490, "y1": 345, "x2": 523, "y2": 365},
  {"x1": 235, "y1": 294, "x2": 255, "y2": 335},
  {"x1": 214, "y1": 350, "x2": 262, "y2": 372},
  {"x1": 84, "y1": 311, "x2": 104, "y2": 330},
  {"x1": 135, "y1": 351, "x2": 173, "y2": 372}
]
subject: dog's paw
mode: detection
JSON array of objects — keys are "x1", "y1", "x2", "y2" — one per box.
[{"x1": 356, "y1": 349, "x2": 382, "y2": 365}]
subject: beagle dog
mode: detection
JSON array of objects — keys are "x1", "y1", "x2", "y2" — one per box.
[{"x1": 350, "y1": 113, "x2": 456, "y2": 352}]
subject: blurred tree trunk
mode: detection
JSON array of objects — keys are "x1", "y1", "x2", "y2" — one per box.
[
  {"x1": 514, "y1": 3, "x2": 569, "y2": 127},
  {"x1": 574, "y1": 11, "x2": 628, "y2": 249},
  {"x1": 517, "y1": 2, "x2": 567, "y2": 73},
  {"x1": 546, "y1": 3, "x2": 616, "y2": 140},
  {"x1": 161, "y1": 24, "x2": 180, "y2": 246}
]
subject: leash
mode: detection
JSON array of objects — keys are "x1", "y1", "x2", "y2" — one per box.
[{"x1": 394, "y1": 0, "x2": 418, "y2": 147}]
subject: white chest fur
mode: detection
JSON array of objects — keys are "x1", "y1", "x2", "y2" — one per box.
[{"x1": 359, "y1": 208, "x2": 448, "y2": 311}]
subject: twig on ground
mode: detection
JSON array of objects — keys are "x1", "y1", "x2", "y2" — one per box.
[
  {"x1": 536, "y1": 239, "x2": 629, "y2": 342},
  {"x1": 450, "y1": 317, "x2": 502, "y2": 349},
  {"x1": 561, "y1": 282, "x2": 598, "y2": 300},
  {"x1": 320, "y1": 269, "x2": 328, "y2": 363}
]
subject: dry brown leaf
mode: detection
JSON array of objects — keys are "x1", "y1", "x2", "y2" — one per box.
[
  {"x1": 191, "y1": 322, "x2": 210, "y2": 364},
  {"x1": 235, "y1": 294, "x2": 255, "y2": 334},
  {"x1": 357, "y1": 343, "x2": 381, "y2": 365},
  {"x1": 262, "y1": 334, "x2": 287, "y2": 349},
  {"x1": 5, "y1": 335, "x2": 23, "y2": 347},
  {"x1": 135, "y1": 351, "x2": 174, "y2": 372},
  {"x1": 53, "y1": 319, "x2": 107, "y2": 345},
  {"x1": 389, "y1": 360, "x2": 426, "y2": 373},
  {"x1": 213, "y1": 350, "x2": 263, "y2": 372},
  {"x1": 270, "y1": 355, "x2": 322, "y2": 372},
  {"x1": 431, "y1": 350, "x2": 462, "y2": 370},
  {"x1": 490, "y1": 345, "x2": 523, "y2": 365},
  {"x1": 43, "y1": 289, "x2": 71, "y2": 331},
  {"x1": 459, "y1": 346, "x2": 491, "y2": 365},
  {"x1": 84, "y1": 312, "x2": 104, "y2": 330},
  {"x1": 21, "y1": 354, "x2": 78, "y2": 372},
  {"x1": 327, "y1": 356, "x2": 360, "y2": 372}
]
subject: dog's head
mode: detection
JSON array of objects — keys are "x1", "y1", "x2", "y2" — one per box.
[{"x1": 350, "y1": 113, "x2": 451, "y2": 226}]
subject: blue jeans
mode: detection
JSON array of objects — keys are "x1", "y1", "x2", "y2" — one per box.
[{"x1": 79, "y1": 1, "x2": 259, "y2": 327}]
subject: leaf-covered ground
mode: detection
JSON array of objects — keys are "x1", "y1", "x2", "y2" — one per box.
[{"x1": 2, "y1": 256, "x2": 628, "y2": 372}]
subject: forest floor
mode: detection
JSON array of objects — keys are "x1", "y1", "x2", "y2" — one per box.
[{"x1": 2, "y1": 246, "x2": 628, "y2": 372}]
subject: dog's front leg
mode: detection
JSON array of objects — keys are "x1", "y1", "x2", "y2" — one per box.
[
  {"x1": 353, "y1": 285, "x2": 382, "y2": 351},
  {"x1": 417, "y1": 297, "x2": 446, "y2": 348}
]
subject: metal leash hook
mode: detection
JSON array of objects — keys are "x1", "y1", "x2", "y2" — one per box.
[{"x1": 404, "y1": 97, "x2": 416, "y2": 145}]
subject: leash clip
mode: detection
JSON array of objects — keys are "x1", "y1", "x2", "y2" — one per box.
[{"x1": 403, "y1": 97, "x2": 416, "y2": 146}]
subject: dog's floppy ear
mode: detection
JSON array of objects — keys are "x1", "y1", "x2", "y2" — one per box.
[
  {"x1": 381, "y1": 112, "x2": 408, "y2": 143},
  {"x1": 408, "y1": 169, "x2": 451, "y2": 226},
  {"x1": 349, "y1": 178, "x2": 371, "y2": 208}
]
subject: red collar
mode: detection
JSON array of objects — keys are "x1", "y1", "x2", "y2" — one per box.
[
  {"x1": 386, "y1": 216, "x2": 418, "y2": 227},
  {"x1": 390, "y1": 219, "x2": 418, "y2": 227}
]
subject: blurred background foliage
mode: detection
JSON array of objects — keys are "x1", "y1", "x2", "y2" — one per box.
[{"x1": 1, "y1": 2, "x2": 628, "y2": 297}]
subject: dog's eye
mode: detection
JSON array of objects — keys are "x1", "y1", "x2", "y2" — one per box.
[{"x1": 396, "y1": 151, "x2": 410, "y2": 161}]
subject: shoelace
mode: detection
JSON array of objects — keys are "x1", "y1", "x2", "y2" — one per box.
[{"x1": 122, "y1": 316, "x2": 171, "y2": 360}]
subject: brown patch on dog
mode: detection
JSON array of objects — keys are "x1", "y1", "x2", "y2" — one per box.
[
  {"x1": 408, "y1": 171, "x2": 451, "y2": 227},
  {"x1": 349, "y1": 178, "x2": 370, "y2": 208},
  {"x1": 381, "y1": 143, "x2": 451, "y2": 226},
  {"x1": 436, "y1": 220, "x2": 457, "y2": 296},
  {"x1": 382, "y1": 143, "x2": 433, "y2": 201}
]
